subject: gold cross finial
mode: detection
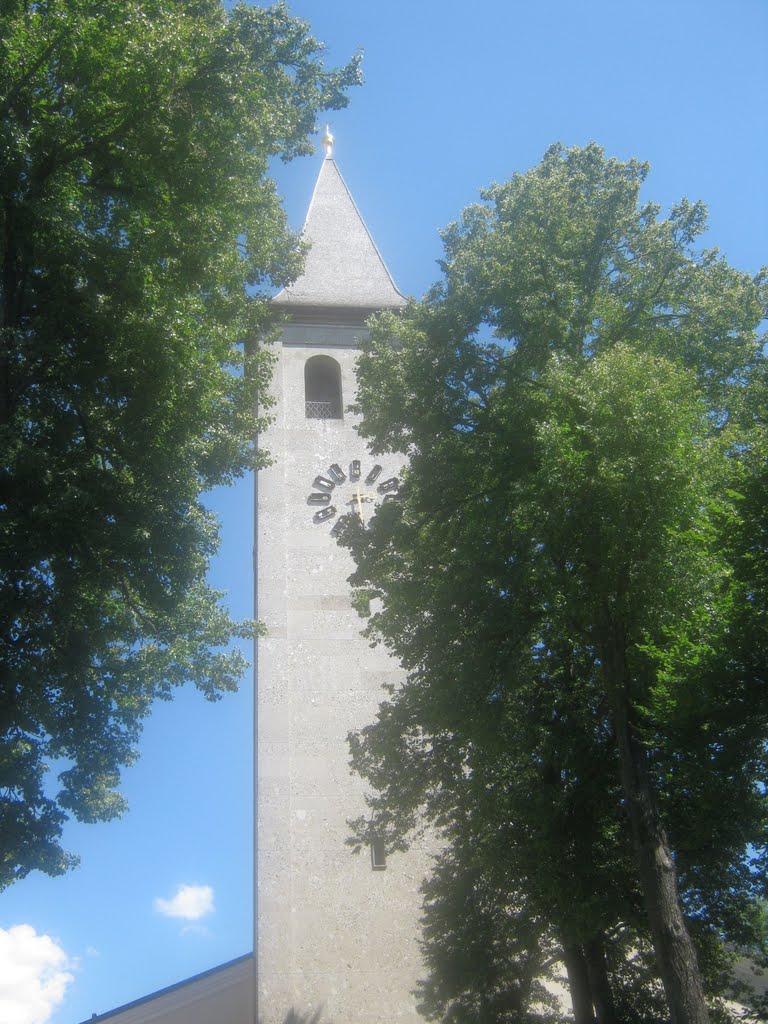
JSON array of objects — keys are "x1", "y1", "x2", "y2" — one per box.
[{"x1": 322, "y1": 124, "x2": 334, "y2": 158}]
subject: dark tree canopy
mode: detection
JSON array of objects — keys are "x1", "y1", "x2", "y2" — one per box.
[
  {"x1": 343, "y1": 145, "x2": 768, "y2": 1023},
  {"x1": 0, "y1": 0, "x2": 360, "y2": 886}
]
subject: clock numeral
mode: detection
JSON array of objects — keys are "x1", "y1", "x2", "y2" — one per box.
[
  {"x1": 314, "y1": 505, "x2": 337, "y2": 522},
  {"x1": 309, "y1": 463, "x2": 397, "y2": 527}
]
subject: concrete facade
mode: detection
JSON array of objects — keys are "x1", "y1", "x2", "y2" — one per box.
[
  {"x1": 256, "y1": 145, "x2": 430, "y2": 1023},
  {"x1": 255, "y1": 331, "x2": 429, "y2": 1024}
]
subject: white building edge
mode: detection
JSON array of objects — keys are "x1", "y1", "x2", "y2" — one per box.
[{"x1": 79, "y1": 955, "x2": 255, "y2": 1024}]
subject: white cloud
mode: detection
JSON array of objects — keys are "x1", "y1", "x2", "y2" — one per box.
[
  {"x1": 0, "y1": 925, "x2": 74, "y2": 1024},
  {"x1": 153, "y1": 884, "x2": 215, "y2": 921}
]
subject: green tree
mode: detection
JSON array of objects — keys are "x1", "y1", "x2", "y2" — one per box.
[
  {"x1": 344, "y1": 145, "x2": 767, "y2": 1023},
  {"x1": 0, "y1": 0, "x2": 359, "y2": 887}
]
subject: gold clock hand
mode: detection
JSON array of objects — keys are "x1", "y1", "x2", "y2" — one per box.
[{"x1": 347, "y1": 486, "x2": 376, "y2": 524}]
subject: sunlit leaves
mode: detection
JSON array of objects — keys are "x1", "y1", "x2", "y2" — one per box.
[
  {"x1": 345, "y1": 144, "x2": 767, "y2": 1018},
  {"x1": 0, "y1": 0, "x2": 358, "y2": 886}
]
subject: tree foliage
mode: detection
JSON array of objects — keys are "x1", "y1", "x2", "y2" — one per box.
[
  {"x1": 343, "y1": 145, "x2": 768, "y2": 1022},
  {"x1": 0, "y1": 0, "x2": 360, "y2": 887}
]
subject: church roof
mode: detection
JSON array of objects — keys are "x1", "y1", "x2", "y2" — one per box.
[{"x1": 272, "y1": 149, "x2": 406, "y2": 313}]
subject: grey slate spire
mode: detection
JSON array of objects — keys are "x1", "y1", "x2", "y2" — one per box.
[{"x1": 272, "y1": 138, "x2": 406, "y2": 321}]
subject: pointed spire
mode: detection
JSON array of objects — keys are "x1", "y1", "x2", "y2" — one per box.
[{"x1": 272, "y1": 137, "x2": 406, "y2": 318}]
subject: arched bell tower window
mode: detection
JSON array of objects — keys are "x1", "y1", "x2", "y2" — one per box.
[{"x1": 305, "y1": 355, "x2": 342, "y2": 420}]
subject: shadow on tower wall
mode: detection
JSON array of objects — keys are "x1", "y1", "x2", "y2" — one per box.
[{"x1": 257, "y1": 1008, "x2": 326, "y2": 1024}]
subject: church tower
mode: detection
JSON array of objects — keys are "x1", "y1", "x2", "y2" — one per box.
[{"x1": 255, "y1": 132, "x2": 429, "y2": 1023}]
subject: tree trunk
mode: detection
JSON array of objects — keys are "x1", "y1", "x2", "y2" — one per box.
[
  {"x1": 604, "y1": 627, "x2": 710, "y2": 1024},
  {"x1": 562, "y1": 943, "x2": 596, "y2": 1024},
  {"x1": 584, "y1": 935, "x2": 617, "y2": 1024}
]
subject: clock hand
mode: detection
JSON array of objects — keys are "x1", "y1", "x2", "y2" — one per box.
[{"x1": 348, "y1": 485, "x2": 376, "y2": 524}]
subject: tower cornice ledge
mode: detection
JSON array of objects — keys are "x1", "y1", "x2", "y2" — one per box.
[{"x1": 273, "y1": 303, "x2": 402, "y2": 331}]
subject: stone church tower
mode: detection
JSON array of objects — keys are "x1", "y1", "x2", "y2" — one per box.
[
  {"x1": 256, "y1": 129, "x2": 428, "y2": 1024},
  {"x1": 81, "y1": 134, "x2": 427, "y2": 1024}
]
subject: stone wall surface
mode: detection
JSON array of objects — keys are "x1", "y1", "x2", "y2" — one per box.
[{"x1": 256, "y1": 328, "x2": 431, "y2": 1024}]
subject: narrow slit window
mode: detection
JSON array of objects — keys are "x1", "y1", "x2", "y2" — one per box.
[
  {"x1": 305, "y1": 355, "x2": 342, "y2": 420},
  {"x1": 371, "y1": 837, "x2": 387, "y2": 871}
]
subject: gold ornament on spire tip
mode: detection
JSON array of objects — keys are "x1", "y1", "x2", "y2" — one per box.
[{"x1": 322, "y1": 124, "x2": 334, "y2": 158}]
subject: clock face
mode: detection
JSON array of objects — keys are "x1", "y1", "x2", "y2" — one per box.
[{"x1": 307, "y1": 459, "x2": 400, "y2": 536}]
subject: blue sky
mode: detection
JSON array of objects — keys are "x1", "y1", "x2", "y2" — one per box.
[{"x1": 2, "y1": 1, "x2": 766, "y2": 1022}]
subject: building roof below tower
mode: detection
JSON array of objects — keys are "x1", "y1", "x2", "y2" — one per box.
[{"x1": 272, "y1": 155, "x2": 406, "y2": 312}]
